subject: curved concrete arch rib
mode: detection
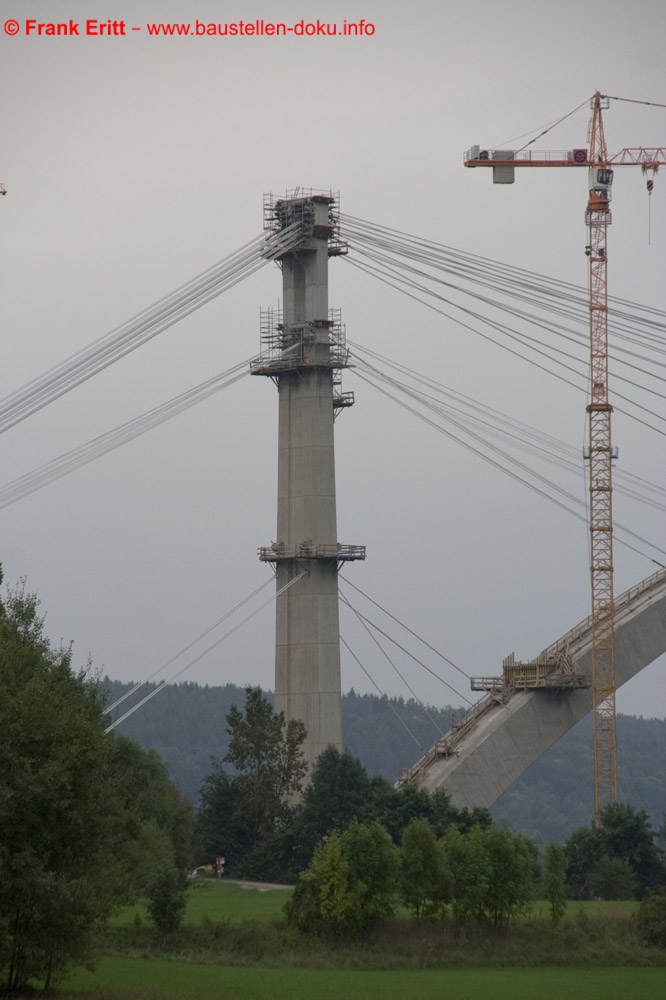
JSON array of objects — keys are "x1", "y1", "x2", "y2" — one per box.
[{"x1": 403, "y1": 569, "x2": 666, "y2": 808}]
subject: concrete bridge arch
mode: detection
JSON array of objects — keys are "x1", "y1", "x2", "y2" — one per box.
[{"x1": 401, "y1": 568, "x2": 666, "y2": 808}]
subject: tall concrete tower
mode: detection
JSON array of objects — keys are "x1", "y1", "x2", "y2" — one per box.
[{"x1": 251, "y1": 191, "x2": 364, "y2": 772}]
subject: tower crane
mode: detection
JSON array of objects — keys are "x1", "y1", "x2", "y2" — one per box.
[{"x1": 464, "y1": 92, "x2": 665, "y2": 824}]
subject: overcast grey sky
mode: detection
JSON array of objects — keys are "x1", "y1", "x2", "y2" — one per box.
[{"x1": 1, "y1": 0, "x2": 665, "y2": 729}]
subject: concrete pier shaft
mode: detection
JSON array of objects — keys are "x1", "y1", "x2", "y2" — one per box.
[{"x1": 253, "y1": 192, "x2": 364, "y2": 773}]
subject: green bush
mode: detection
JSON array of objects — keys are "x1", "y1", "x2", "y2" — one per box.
[
  {"x1": 146, "y1": 867, "x2": 188, "y2": 936},
  {"x1": 590, "y1": 856, "x2": 636, "y2": 901},
  {"x1": 543, "y1": 842, "x2": 567, "y2": 927},
  {"x1": 399, "y1": 818, "x2": 450, "y2": 921},
  {"x1": 286, "y1": 821, "x2": 397, "y2": 939},
  {"x1": 636, "y1": 888, "x2": 666, "y2": 947}
]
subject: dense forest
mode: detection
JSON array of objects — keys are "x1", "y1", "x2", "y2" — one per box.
[{"x1": 103, "y1": 678, "x2": 666, "y2": 844}]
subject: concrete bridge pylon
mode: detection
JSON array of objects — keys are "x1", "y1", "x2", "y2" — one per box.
[{"x1": 251, "y1": 191, "x2": 364, "y2": 774}]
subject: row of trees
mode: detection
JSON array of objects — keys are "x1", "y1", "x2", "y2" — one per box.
[
  {"x1": 0, "y1": 576, "x2": 193, "y2": 993},
  {"x1": 195, "y1": 688, "x2": 493, "y2": 883},
  {"x1": 288, "y1": 815, "x2": 666, "y2": 944},
  {"x1": 286, "y1": 818, "x2": 569, "y2": 938},
  {"x1": 196, "y1": 688, "x2": 666, "y2": 905}
]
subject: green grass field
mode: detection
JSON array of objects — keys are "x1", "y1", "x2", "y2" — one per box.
[
  {"x1": 112, "y1": 880, "x2": 292, "y2": 928},
  {"x1": 51, "y1": 884, "x2": 663, "y2": 999},
  {"x1": 113, "y1": 879, "x2": 638, "y2": 929},
  {"x1": 62, "y1": 958, "x2": 666, "y2": 1000},
  {"x1": 531, "y1": 898, "x2": 638, "y2": 919}
]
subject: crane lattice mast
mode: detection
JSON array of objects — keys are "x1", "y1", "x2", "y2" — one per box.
[
  {"x1": 464, "y1": 92, "x2": 665, "y2": 824},
  {"x1": 585, "y1": 93, "x2": 618, "y2": 818}
]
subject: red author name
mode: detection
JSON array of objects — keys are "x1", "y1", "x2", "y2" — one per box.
[{"x1": 25, "y1": 20, "x2": 127, "y2": 36}]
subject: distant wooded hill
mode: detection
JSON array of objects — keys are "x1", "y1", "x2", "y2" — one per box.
[{"x1": 103, "y1": 678, "x2": 666, "y2": 844}]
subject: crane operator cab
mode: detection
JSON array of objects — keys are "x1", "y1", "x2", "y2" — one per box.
[
  {"x1": 586, "y1": 167, "x2": 614, "y2": 219},
  {"x1": 589, "y1": 167, "x2": 614, "y2": 191}
]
